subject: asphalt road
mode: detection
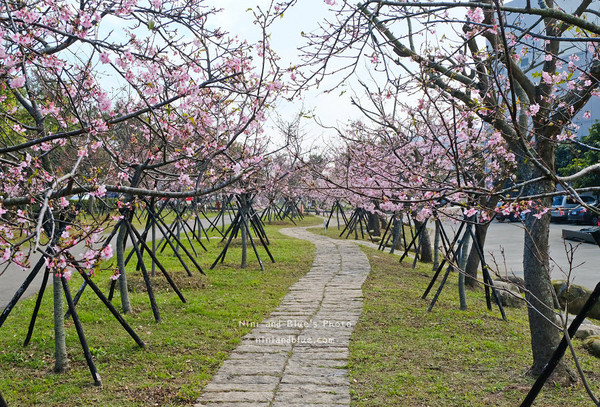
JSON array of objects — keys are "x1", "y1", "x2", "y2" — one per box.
[
  {"x1": 0, "y1": 250, "x2": 47, "y2": 311},
  {"x1": 443, "y1": 220, "x2": 600, "y2": 289}
]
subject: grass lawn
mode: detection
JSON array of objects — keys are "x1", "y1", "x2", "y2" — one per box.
[
  {"x1": 4, "y1": 212, "x2": 597, "y2": 406},
  {"x1": 0, "y1": 216, "x2": 321, "y2": 406},
  {"x1": 285, "y1": 217, "x2": 600, "y2": 405},
  {"x1": 348, "y1": 245, "x2": 600, "y2": 406}
]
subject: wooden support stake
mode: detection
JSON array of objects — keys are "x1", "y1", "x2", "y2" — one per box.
[
  {"x1": 23, "y1": 268, "x2": 50, "y2": 346},
  {"x1": 0, "y1": 256, "x2": 46, "y2": 329},
  {"x1": 127, "y1": 222, "x2": 186, "y2": 303},
  {"x1": 61, "y1": 277, "x2": 102, "y2": 386},
  {"x1": 125, "y1": 220, "x2": 161, "y2": 322},
  {"x1": 66, "y1": 254, "x2": 145, "y2": 348}
]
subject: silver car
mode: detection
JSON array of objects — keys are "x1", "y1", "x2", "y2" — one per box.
[{"x1": 550, "y1": 195, "x2": 596, "y2": 223}]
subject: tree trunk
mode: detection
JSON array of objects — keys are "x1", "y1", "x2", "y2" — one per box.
[
  {"x1": 521, "y1": 7, "x2": 573, "y2": 380},
  {"x1": 458, "y1": 223, "x2": 472, "y2": 311},
  {"x1": 465, "y1": 222, "x2": 490, "y2": 288},
  {"x1": 390, "y1": 215, "x2": 402, "y2": 254},
  {"x1": 175, "y1": 208, "x2": 181, "y2": 255},
  {"x1": 114, "y1": 165, "x2": 145, "y2": 313},
  {"x1": 432, "y1": 221, "x2": 440, "y2": 270},
  {"x1": 53, "y1": 273, "x2": 69, "y2": 372},
  {"x1": 151, "y1": 220, "x2": 156, "y2": 277},
  {"x1": 39, "y1": 134, "x2": 70, "y2": 373},
  {"x1": 116, "y1": 221, "x2": 132, "y2": 314},
  {"x1": 240, "y1": 196, "x2": 248, "y2": 269},
  {"x1": 523, "y1": 147, "x2": 571, "y2": 379},
  {"x1": 523, "y1": 202, "x2": 562, "y2": 375},
  {"x1": 367, "y1": 211, "x2": 381, "y2": 236},
  {"x1": 414, "y1": 220, "x2": 433, "y2": 263}
]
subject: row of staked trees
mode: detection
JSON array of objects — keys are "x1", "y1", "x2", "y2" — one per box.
[
  {"x1": 3, "y1": 0, "x2": 600, "y2": 400},
  {"x1": 289, "y1": 0, "x2": 600, "y2": 385},
  {"x1": 0, "y1": 0, "x2": 297, "y2": 379}
]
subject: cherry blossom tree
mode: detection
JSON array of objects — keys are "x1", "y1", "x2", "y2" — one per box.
[
  {"x1": 304, "y1": 94, "x2": 513, "y2": 255},
  {"x1": 0, "y1": 0, "x2": 283, "y2": 377},
  {"x1": 291, "y1": 0, "x2": 600, "y2": 380}
]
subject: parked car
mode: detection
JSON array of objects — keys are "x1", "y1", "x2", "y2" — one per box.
[
  {"x1": 568, "y1": 203, "x2": 600, "y2": 225},
  {"x1": 550, "y1": 195, "x2": 596, "y2": 223}
]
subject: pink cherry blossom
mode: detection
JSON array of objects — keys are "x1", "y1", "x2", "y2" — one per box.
[
  {"x1": 91, "y1": 185, "x2": 107, "y2": 198},
  {"x1": 97, "y1": 94, "x2": 112, "y2": 112},
  {"x1": 528, "y1": 104, "x2": 540, "y2": 116},
  {"x1": 2, "y1": 248, "x2": 10, "y2": 262},
  {"x1": 100, "y1": 244, "x2": 113, "y2": 260},
  {"x1": 9, "y1": 76, "x2": 25, "y2": 88},
  {"x1": 99, "y1": 53, "x2": 111, "y2": 64},
  {"x1": 464, "y1": 207, "x2": 478, "y2": 218},
  {"x1": 467, "y1": 7, "x2": 484, "y2": 24}
]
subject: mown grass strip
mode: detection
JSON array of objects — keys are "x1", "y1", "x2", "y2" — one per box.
[
  {"x1": 349, "y1": 246, "x2": 600, "y2": 406},
  {"x1": 0, "y1": 216, "x2": 320, "y2": 406}
]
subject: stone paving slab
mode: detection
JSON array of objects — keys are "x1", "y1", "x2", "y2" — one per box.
[
  {"x1": 200, "y1": 403, "x2": 270, "y2": 407},
  {"x1": 271, "y1": 404, "x2": 347, "y2": 407},
  {"x1": 210, "y1": 375, "x2": 281, "y2": 386},
  {"x1": 195, "y1": 226, "x2": 370, "y2": 407},
  {"x1": 280, "y1": 374, "x2": 350, "y2": 386}
]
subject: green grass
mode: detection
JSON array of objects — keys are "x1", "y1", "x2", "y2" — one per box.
[
  {"x1": 319, "y1": 218, "x2": 414, "y2": 249},
  {"x1": 348, "y1": 246, "x2": 600, "y2": 406},
  {"x1": 78, "y1": 207, "x2": 220, "y2": 231},
  {"x1": 0, "y1": 215, "x2": 321, "y2": 406},
  {"x1": 6, "y1": 213, "x2": 596, "y2": 406}
]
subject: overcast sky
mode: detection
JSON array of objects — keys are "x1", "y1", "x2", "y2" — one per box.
[{"x1": 211, "y1": 1, "x2": 365, "y2": 151}]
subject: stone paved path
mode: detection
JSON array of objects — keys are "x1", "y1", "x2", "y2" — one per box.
[{"x1": 195, "y1": 226, "x2": 371, "y2": 407}]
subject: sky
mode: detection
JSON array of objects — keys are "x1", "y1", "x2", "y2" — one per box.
[
  {"x1": 93, "y1": 0, "x2": 422, "y2": 153},
  {"x1": 93, "y1": 0, "x2": 600, "y2": 154},
  {"x1": 89, "y1": 0, "x2": 361, "y2": 152},
  {"x1": 209, "y1": 1, "x2": 367, "y2": 151}
]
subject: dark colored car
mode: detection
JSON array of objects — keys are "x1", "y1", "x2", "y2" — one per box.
[
  {"x1": 568, "y1": 204, "x2": 600, "y2": 225},
  {"x1": 550, "y1": 195, "x2": 596, "y2": 223}
]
